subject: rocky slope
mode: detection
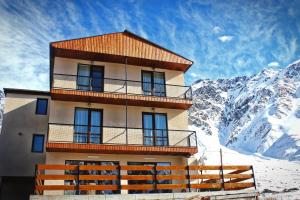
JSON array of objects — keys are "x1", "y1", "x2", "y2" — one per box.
[{"x1": 189, "y1": 59, "x2": 300, "y2": 161}]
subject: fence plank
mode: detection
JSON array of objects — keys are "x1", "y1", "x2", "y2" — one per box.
[
  {"x1": 190, "y1": 174, "x2": 221, "y2": 180},
  {"x1": 79, "y1": 175, "x2": 118, "y2": 180},
  {"x1": 188, "y1": 166, "x2": 221, "y2": 170},
  {"x1": 157, "y1": 184, "x2": 187, "y2": 189},
  {"x1": 223, "y1": 174, "x2": 253, "y2": 179},
  {"x1": 156, "y1": 165, "x2": 186, "y2": 170},
  {"x1": 190, "y1": 183, "x2": 222, "y2": 189},
  {"x1": 37, "y1": 165, "x2": 77, "y2": 171},
  {"x1": 121, "y1": 175, "x2": 153, "y2": 180},
  {"x1": 79, "y1": 165, "x2": 118, "y2": 170},
  {"x1": 79, "y1": 185, "x2": 119, "y2": 191},
  {"x1": 36, "y1": 174, "x2": 76, "y2": 180},
  {"x1": 122, "y1": 184, "x2": 155, "y2": 190},
  {"x1": 222, "y1": 166, "x2": 252, "y2": 171},
  {"x1": 121, "y1": 165, "x2": 154, "y2": 170},
  {"x1": 35, "y1": 185, "x2": 76, "y2": 191},
  {"x1": 156, "y1": 175, "x2": 186, "y2": 180},
  {"x1": 224, "y1": 182, "x2": 255, "y2": 190}
]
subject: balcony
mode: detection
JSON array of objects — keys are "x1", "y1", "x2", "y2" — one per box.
[
  {"x1": 50, "y1": 74, "x2": 193, "y2": 109},
  {"x1": 46, "y1": 123, "x2": 198, "y2": 156}
]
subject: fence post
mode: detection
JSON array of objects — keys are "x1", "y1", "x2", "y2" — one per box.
[
  {"x1": 76, "y1": 165, "x2": 80, "y2": 195},
  {"x1": 186, "y1": 165, "x2": 191, "y2": 192},
  {"x1": 251, "y1": 166, "x2": 257, "y2": 190},
  {"x1": 117, "y1": 164, "x2": 122, "y2": 191},
  {"x1": 220, "y1": 148, "x2": 225, "y2": 190},
  {"x1": 154, "y1": 165, "x2": 158, "y2": 192}
]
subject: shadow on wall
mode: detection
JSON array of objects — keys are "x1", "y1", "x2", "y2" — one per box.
[{"x1": 0, "y1": 99, "x2": 47, "y2": 177}]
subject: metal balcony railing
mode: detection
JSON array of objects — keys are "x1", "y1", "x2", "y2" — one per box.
[
  {"x1": 52, "y1": 74, "x2": 193, "y2": 100},
  {"x1": 47, "y1": 123, "x2": 197, "y2": 148}
]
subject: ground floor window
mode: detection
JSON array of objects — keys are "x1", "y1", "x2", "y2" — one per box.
[
  {"x1": 64, "y1": 160, "x2": 120, "y2": 195},
  {"x1": 127, "y1": 162, "x2": 171, "y2": 194}
]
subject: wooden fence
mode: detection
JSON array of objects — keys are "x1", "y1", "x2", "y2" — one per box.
[{"x1": 35, "y1": 164, "x2": 256, "y2": 195}]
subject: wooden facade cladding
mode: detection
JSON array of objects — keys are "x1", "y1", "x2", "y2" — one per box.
[
  {"x1": 50, "y1": 30, "x2": 193, "y2": 72},
  {"x1": 50, "y1": 88, "x2": 193, "y2": 109},
  {"x1": 46, "y1": 142, "x2": 198, "y2": 156}
]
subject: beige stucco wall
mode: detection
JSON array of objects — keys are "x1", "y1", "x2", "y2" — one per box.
[
  {"x1": 52, "y1": 57, "x2": 188, "y2": 98},
  {"x1": 44, "y1": 152, "x2": 187, "y2": 195},
  {"x1": 0, "y1": 93, "x2": 50, "y2": 177},
  {"x1": 48, "y1": 100, "x2": 190, "y2": 146}
]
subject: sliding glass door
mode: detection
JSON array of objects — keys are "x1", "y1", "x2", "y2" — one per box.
[
  {"x1": 74, "y1": 108, "x2": 102, "y2": 144},
  {"x1": 143, "y1": 113, "x2": 168, "y2": 146},
  {"x1": 142, "y1": 71, "x2": 166, "y2": 97},
  {"x1": 77, "y1": 64, "x2": 104, "y2": 92}
]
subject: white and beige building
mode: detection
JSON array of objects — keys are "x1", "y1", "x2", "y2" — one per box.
[{"x1": 0, "y1": 30, "x2": 197, "y2": 198}]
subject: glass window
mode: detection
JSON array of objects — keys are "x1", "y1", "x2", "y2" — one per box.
[
  {"x1": 74, "y1": 108, "x2": 102, "y2": 144},
  {"x1": 31, "y1": 134, "x2": 44, "y2": 153},
  {"x1": 64, "y1": 160, "x2": 120, "y2": 195},
  {"x1": 128, "y1": 162, "x2": 171, "y2": 194},
  {"x1": 143, "y1": 113, "x2": 168, "y2": 146},
  {"x1": 77, "y1": 64, "x2": 104, "y2": 92},
  {"x1": 142, "y1": 71, "x2": 166, "y2": 97},
  {"x1": 36, "y1": 98, "x2": 48, "y2": 115}
]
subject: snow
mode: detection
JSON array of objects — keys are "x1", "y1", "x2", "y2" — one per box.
[{"x1": 190, "y1": 125, "x2": 300, "y2": 199}]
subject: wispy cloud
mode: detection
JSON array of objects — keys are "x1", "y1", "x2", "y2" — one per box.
[
  {"x1": 212, "y1": 26, "x2": 222, "y2": 34},
  {"x1": 218, "y1": 35, "x2": 233, "y2": 42},
  {"x1": 268, "y1": 62, "x2": 280, "y2": 67},
  {"x1": 0, "y1": 0, "x2": 299, "y2": 88}
]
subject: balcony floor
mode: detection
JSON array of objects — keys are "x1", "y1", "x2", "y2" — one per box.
[
  {"x1": 50, "y1": 88, "x2": 192, "y2": 109},
  {"x1": 46, "y1": 142, "x2": 198, "y2": 156}
]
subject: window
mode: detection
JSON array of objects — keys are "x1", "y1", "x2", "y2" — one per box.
[
  {"x1": 65, "y1": 160, "x2": 120, "y2": 195},
  {"x1": 77, "y1": 64, "x2": 104, "y2": 92},
  {"x1": 36, "y1": 98, "x2": 48, "y2": 115},
  {"x1": 142, "y1": 71, "x2": 166, "y2": 97},
  {"x1": 143, "y1": 113, "x2": 168, "y2": 146},
  {"x1": 74, "y1": 108, "x2": 102, "y2": 144},
  {"x1": 128, "y1": 162, "x2": 171, "y2": 194},
  {"x1": 31, "y1": 134, "x2": 44, "y2": 153}
]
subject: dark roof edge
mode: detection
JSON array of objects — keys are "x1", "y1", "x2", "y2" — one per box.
[{"x1": 3, "y1": 88, "x2": 50, "y2": 96}]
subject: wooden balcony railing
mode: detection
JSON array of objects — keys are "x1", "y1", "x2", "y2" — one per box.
[
  {"x1": 52, "y1": 74, "x2": 193, "y2": 100},
  {"x1": 35, "y1": 164, "x2": 256, "y2": 195},
  {"x1": 46, "y1": 124, "x2": 198, "y2": 156},
  {"x1": 50, "y1": 74, "x2": 193, "y2": 109}
]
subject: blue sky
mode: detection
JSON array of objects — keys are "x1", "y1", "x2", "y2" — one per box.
[{"x1": 0, "y1": 0, "x2": 299, "y2": 90}]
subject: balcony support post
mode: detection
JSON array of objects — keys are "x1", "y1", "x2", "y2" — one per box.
[{"x1": 125, "y1": 56, "x2": 128, "y2": 144}]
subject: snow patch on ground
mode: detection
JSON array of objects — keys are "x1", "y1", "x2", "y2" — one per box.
[{"x1": 190, "y1": 125, "x2": 300, "y2": 199}]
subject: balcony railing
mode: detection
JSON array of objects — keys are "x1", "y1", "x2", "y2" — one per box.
[
  {"x1": 47, "y1": 123, "x2": 197, "y2": 148},
  {"x1": 52, "y1": 74, "x2": 192, "y2": 100}
]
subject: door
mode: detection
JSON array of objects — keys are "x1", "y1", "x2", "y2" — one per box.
[
  {"x1": 77, "y1": 64, "x2": 104, "y2": 92},
  {"x1": 142, "y1": 71, "x2": 166, "y2": 97},
  {"x1": 143, "y1": 113, "x2": 168, "y2": 146},
  {"x1": 74, "y1": 108, "x2": 102, "y2": 144}
]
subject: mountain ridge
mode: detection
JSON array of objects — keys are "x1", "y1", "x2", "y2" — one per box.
[{"x1": 189, "y1": 59, "x2": 300, "y2": 161}]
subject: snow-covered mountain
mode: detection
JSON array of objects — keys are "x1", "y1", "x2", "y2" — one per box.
[{"x1": 189, "y1": 59, "x2": 300, "y2": 161}]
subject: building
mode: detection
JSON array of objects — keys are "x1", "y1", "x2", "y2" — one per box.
[{"x1": 0, "y1": 30, "x2": 197, "y2": 198}]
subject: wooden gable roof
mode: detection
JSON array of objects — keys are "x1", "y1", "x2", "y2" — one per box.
[{"x1": 50, "y1": 30, "x2": 193, "y2": 72}]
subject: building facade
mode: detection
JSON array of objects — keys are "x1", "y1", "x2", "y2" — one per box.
[{"x1": 0, "y1": 30, "x2": 198, "y2": 198}]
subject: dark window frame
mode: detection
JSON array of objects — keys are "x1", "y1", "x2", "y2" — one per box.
[
  {"x1": 141, "y1": 70, "x2": 166, "y2": 97},
  {"x1": 35, "y1": 98, "x2": 48, "y2": 115},
  {"x1": 76, "y1": 63, "x2": 105, "y2": 92},
  {"x1": 73, "y1": 107, "x2": 104, "y2": 144},
  {"x1": 142, "y1": 112, "x2": 169, "y2": 146},
  {"x1": 31, "y1": 134, "x2": 45, "y2": 153}
]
